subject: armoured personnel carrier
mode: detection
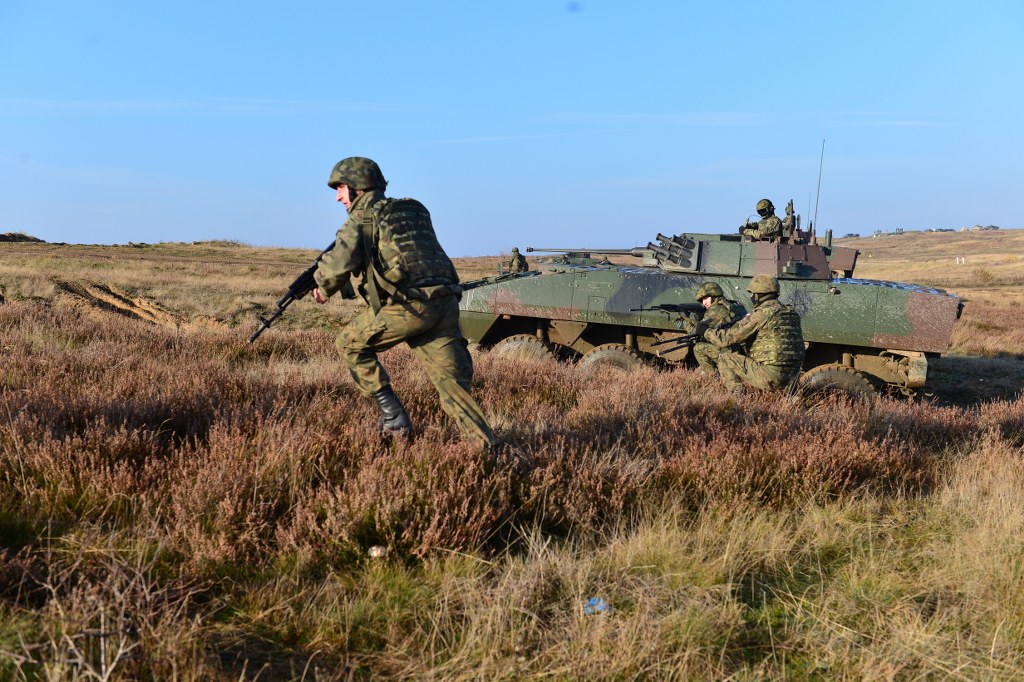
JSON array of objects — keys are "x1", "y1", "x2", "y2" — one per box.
[{"x1": 459, "y1": 224, "x2": 962, "y2": 397}]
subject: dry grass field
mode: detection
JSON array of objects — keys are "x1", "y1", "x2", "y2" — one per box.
[
  {"x1": 837, "y1": 230, "x2": 1024, "y2": 405},
  {"x1": 1, "y1": 231, "x2": 1023, "y2": 679}
]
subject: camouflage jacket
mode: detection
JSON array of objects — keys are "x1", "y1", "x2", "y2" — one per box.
[
  {"x1": 314, "y1": 190, "x2": 459, "y2": 305},
  {"x1": 682, "y1": 296, "x2": 744, "y2": 335},
  {"x1": 780, "y1": 213, "x2": 795, "y2": 239},
  {"x1": 704, "y1": 297, "x2": 804, "y2": 368},
  {"x1": 741, "y1": 214, "x2": 784, "y2": 241},
  {"x1": 314, "y1": 190, "x2": 378, "y2": 297}
]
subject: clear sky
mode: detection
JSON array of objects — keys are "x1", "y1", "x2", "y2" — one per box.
[{"x1": 2, "y1": 1, "x2": 1022, "y2": 256}]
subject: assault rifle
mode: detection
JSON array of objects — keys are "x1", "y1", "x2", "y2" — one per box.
[
  {"x1": 652, "y1": 333, "x2": 703, "y2": 356},
  {"x1": 629, "y1": 303, "x2": 703, "y2": 315},
  {"x1": 248, "y1": 242, "x2": 339, "y2": 343},
  {"x1": 654, "y1": 315, "x2": 744, "y2": 355}
]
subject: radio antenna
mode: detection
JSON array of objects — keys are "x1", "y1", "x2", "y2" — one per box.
[{"x1": 812, "y1": 139, "x2": 825, "y2": 233}]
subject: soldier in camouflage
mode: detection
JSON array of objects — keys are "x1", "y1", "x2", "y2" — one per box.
[
  {"x1": 685, "y1": 282, "x2": 745, "y2": 373},
  {"x1": 310, "y1": 157, "x2": 499, "y2": 448},
  {"x1": 740, "y1": 199, "x2": 784, "y2": 241},
  {"x1": 508, "y1": 247, "x2": 529, "y2": 274},
  {"x1": 693, "y1": 274, "x2": 804, "y2": 393},
  {"x1": 780, "y1": 200, "x2": 796, "y2": 240}
]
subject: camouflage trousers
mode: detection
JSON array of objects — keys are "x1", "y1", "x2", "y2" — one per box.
[
  {"x1": 692, "y1": 343, "x2": 800, "y2": 392},
  {"x1": 336, "y1": 295, "x2": 497, "y2": 446}
]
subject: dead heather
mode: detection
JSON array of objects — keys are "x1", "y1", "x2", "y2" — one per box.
[{"x1": 0, "y1": 236, "x2": 1023, "y2": 678}]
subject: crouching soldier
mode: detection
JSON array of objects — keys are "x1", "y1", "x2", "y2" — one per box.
[
  {"x1": 686, "y1": 282, "x2": 744, "y2": 373},
  {"x1": 692, "y1": 274, "x2": 804, "y2": 394}
]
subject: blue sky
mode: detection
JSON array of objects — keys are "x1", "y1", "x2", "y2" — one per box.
[{"x1": 1, "y1": 1, "x2": 1022, "y2": 256}]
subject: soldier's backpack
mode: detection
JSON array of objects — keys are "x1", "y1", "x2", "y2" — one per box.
[{"x1": 360, "y1": 198, "x2": 459, "y2": 311}]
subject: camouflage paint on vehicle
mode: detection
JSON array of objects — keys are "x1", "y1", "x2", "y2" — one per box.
[{"x1": 459, "y1": 231, "x2": 962, "y2": 395}]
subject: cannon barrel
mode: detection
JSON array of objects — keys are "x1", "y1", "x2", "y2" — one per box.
[{"x1": 526, "y1": 247, "x2": 648, "y2": 257}]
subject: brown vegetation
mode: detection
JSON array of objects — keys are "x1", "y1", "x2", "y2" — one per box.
[
  {"x1": 1, "y1": 234, "x2": 1023, "y2": 678},
  {"x1": 836, "y1": 230, "x2": 1024, "y2": 404},
  {"x1": 841, "y1": 229, "x2": 1024, "y2": 289}
]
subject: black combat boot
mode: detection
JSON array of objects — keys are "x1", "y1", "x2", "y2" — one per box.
[{"x1": 372, "y1": 387, "x2": 413, "y2": 440}]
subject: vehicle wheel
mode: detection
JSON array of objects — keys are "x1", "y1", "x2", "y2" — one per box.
[
  {"x1": 578, "y1": 343, "x2": 646, "y2": 375},
  {"x1": 491, "y1": 334, "x2": 555, "y2": 361},
  {"x1": 799, "y1": 363, "x2": 877, "y2": 403}
]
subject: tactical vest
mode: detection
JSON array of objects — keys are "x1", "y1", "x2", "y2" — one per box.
[
  {"x1": 361, "y1": 198, "x2": 459, "y2": 310},
  {"x1": 748, "y1": 299, "x2": 804, "y2": 368}
]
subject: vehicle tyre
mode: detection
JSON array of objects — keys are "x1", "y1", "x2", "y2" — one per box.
[
  {"x1": 578, "y1": 343, "x2": 646, "y2": 375},
  {"x1": 798, "y1": 363, "x2": 877, "y2": 403},
  {"x1": 491, "y1": 334, "x2": 555, "y2": 362}
]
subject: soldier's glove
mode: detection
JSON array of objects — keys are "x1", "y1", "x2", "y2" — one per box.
[{"x1": 340, "y1": 280, "x2": 357, "y2": 300}]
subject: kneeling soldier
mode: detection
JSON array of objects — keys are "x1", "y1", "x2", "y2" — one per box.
[
  {"x1": 693, "y1": 274, "x2": 804, "y2": 393},
  {"x1": 686, "y1": 282, "x2": 744, "y2": 373}
]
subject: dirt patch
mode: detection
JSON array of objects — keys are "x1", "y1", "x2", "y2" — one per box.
[{"x1": 53, "y1": 281, "x2": 182, "y2": 329}]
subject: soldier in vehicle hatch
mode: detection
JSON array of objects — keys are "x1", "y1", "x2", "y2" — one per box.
[
  {"x1": 508, "y1": 247, "x2": 529, "y2": 274},
  {"x1": 692, "y1": 274, "x2": 804, "y2": 394},
  {"x1": 740, "y1": 199, "x2": 784, "y2": 241},
  {"x1": 309, "y1": 156, "x2": 498, "y2": 450},
  {"x1": 685, "y1": 282, "x2": 745, "y2": 372}
]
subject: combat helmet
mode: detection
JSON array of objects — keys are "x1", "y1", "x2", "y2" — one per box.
[
  {"x1": 756, "y1": 198, "x2": 774, "y2": 216},
  {"x1": 747, "y1": 274, "x2": 780, "y2": 294},
  {"x1": 511, "y1": 247, "x2": 520, "y2": 254},
  {"x1": 327, "y1": 157, "x2": 388, "y2": 191},
  {"x1": 694, "y1": 282, "x2": 724, "y2": 300}
]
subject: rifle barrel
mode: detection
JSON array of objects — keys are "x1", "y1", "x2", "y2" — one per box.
[
  {"x1": 247, "y1": 308, "x2": 285, "y2": 344},
  {"x1": 651, "y1": 333, "x2": 700, "y2": 347},
  {"x1": 247, "y1": 239, "x2": 334, "y2": 344},
  {"x1": 657, "y1": 341, "x2": 696, "y2": 356}
]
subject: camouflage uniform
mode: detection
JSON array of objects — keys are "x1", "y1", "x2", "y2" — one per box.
[
  {"x1": 780, "y1": 200, "x2": 796, "y2": 240},
  {"x1": 315, "y1": 159, "x2": 497, "y2": 447},
  {"x1": 686, "y1": 299, "x2": 745, "y2": 372},
  {"x1": 741, "y1": 214, "x2": 783, "y2": 241},
  {"x1": 695, "y1": 275, "x2": 804, "y2": 392},
  {"x1": 508, "y1": 248, "x2": 529, "y2": 274},
  {"x1": 682, "y1": 298, "x2": 744, "y2": 336},
  {"x1": 740, "y1": 199, "x2": 784, "y2": 241}
]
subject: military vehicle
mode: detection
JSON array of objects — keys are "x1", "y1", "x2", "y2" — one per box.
[{"x1": 459, "y1": 222, "x2": 962, "y2": 398}]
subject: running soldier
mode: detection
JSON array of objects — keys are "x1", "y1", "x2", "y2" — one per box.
[{"x1": 310, "y1": 157, "x2": 498, "y2": 448}]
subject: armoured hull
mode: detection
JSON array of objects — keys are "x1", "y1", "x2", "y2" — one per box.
[{"x1": 460, "y1": 232, "x2": 962, "y2": 394}]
